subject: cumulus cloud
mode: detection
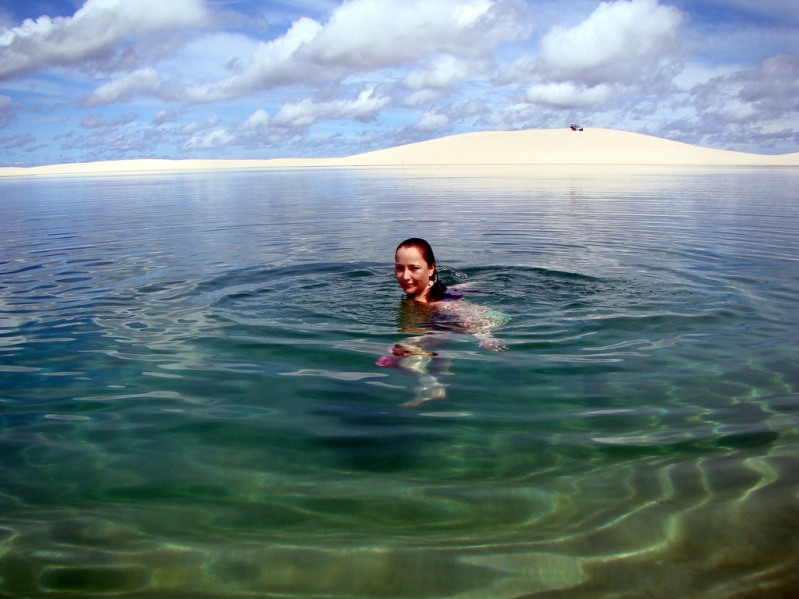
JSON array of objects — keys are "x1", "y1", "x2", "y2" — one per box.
[
  {"x1": 403, "y1": 55, "x2": 483, "y2": 90},
  {"x1": 182, "y1": 0, "x2": 527, "y2": 102},
  {"x1": 403, "y1": 89, "x2": 446, "y2": 107},
  {"x1": 453, "y1": 99, "x2": 485, "y2": 119},
  {"x1": 61, "y1": 127, "x2": 165, "y2": 155},
  {"x1": 307, "y1": 0, "x2": 524, "y2": 66},
  {"x1": 271, "y1": 86, "x2": 390, "y2": 128},
  {"x1": 535, "y1": 0, "x2": 684, "y2": 86},
  {"x1": 183, "y1": 129, "x2": 234, "y2": 150},
  {"x1": 404, "y1": 98, "x2": 486, "y2": 133},
  {"x1": 687, "y1": 54, "x2": 799, "y2": 130},
  {"x1": 2, "y1": 0, "x2": 795, "y2": 164},
  {"x1": 0, "y1": 0, "x2": 208, "y2": 80},
  {"x1": 85, "y1": 68, "x2": 168, "y2": 106},
  {"x1": 656, "y1": 53, "x2": 799, "y2": 150},
  {"x1": 484, "y1": 101, "x2": 545, "y2": 129},
  {"x1": 414, "y1": 111, "x2": 450, "y2": 132},
  {"x1": 734, "y1": 54, "x2": 799, "y2": 116},
  {"x1": 525, "y1": 82, "x2": 615, "y2": 109},
  {"x1": 502, "y1": 0, "x2": 685, "y2": 87},
  {"x1": 241, "y1": 109, "x2": 270, "y2": 131},
  {"x1": 499, "y1": 0, "x2": 685, "y2": 111},
  {"x1": 178, "y1": 116, "x2": 220, "y2": 136}
]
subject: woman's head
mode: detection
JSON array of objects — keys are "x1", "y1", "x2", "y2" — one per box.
[
  {"x1": 397, "y1": 238, "x2": 436, "y2": 269},
  {"x1": 394, "y1": 238, "x2": 446, "y2": 302}
]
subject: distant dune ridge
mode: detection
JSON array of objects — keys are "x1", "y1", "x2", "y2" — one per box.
[{"x1": 1, "y1": 128, "x2": 797, "y2": 177}]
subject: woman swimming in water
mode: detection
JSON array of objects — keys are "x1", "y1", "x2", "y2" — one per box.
[
  {"x1": 393, "y1": 237, "x2": 506, "y2": 350},
  {"x1": 378, "y1": 238, "x2": 507, "y2": 405},
  {"x1": 393, "y1": 237, "x2": 450, "y2": 303}
]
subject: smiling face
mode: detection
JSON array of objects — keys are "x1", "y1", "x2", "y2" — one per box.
[{"x1": 395, "y1": 245, "x2": 435, "y2": 301}]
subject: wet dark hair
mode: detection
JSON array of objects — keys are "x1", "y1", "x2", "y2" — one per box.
[{"x1": 396, "y1": 237, "x2": 448, "y2": 301}]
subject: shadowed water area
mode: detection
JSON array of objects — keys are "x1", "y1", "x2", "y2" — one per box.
[{"x1": 1, "y1": 166, "x2": 798, "y2": 598}]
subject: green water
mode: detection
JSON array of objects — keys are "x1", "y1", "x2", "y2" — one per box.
[{"x1": 1, "y1": 166, "x2": 798, "y2": 597}]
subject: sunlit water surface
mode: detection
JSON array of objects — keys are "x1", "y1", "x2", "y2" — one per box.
[{"x1": 1, "y1": 166, "x2": 798, "y2": 598}]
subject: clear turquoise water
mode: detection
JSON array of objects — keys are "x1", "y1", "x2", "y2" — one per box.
[{"x1": 1, "y1": 166, "x2": 798, "y2": 597}]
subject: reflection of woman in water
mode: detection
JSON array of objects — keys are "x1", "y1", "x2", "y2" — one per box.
[{"x1": 377, "y1": 238, "x2": 507, "y2": 406}]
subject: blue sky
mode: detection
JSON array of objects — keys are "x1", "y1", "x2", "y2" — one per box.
[{"x1": 1, "y1": 0, "x2": 797, "y2": 166}]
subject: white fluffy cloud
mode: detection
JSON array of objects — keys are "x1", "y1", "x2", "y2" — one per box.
[
  {"x1": 241, "y1": 109, "x2": 271, "y2": 131},
  {"x1": 690, "y1": 54, "x2": 799, "y2": 124},
  {"x1": 306, "y1": 0, "x2": 522, "y2": 66},
  {"x1": 504, "y1": 0, "x2": 684, "y2": 94},
  {"x1": 734, "y1": 54, "x2": 799, "y2": 116},
  {"x1": 500, "y1": 0, "x2": 686, "y2": 112},
  {"x1": 85, "y1": 68, "x2": 167, "y2": 106},
  {"x1": 525, "y1": 82, "x2": 615, "y2": 108},
  {"x1": 536, "y1": 0, "x2": 684, "y2": 86},
  {"x1": 271, "y1": 86, "x2": 390, "y2": 128},
  {"x1": 0, "y1": 0, "x2": 208, "y2": 80},
  {"x1": 182, "y1": 0, "x2": 526, "y2": 102},
  {"x1": 403, "y1": 89, "x2": 446, "y2": 107},
  {"x1": 403, "y1": 55, "x2": 483, "y2": 90},
  {"x1": 414, "y1": 111, "x2": 450, "y2": 132},
  {"x1": 1, "y1": 0, "x2": 797, "y2": 165},
  {"x1": 183, "y1": 129, "x2": 234, "y2": 150}
]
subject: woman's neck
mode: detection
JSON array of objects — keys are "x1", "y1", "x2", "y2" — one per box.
[{"x1": 411, "y1": 287, "x2": 433, "y2": 303}]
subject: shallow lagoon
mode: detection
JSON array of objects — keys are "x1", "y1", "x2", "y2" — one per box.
[{"x1": 1, "y1": 166, "x2": 798, "y2": 597}]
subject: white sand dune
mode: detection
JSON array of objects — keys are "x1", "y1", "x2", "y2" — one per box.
[
  {"x1": 344, "y1": 128, "x2": 799, "y2": 166},
  {"x1": 1, "y1": 128, "x2": 797, "y2": 177}
]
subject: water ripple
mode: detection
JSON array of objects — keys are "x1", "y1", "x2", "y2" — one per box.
[{"x1": 1, "y1": 168, "x2": 798, "y2": 598}]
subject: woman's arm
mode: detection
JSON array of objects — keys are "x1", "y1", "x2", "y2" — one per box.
[{"x1": 438, "y1": 300, "x2": 508, "y2": 351}]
